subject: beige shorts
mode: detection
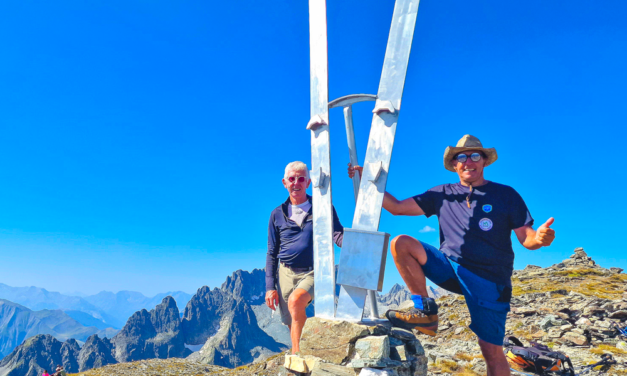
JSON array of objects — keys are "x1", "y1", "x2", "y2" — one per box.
[{"x1": 277, "y1": 263, "x2": 314, "y2": 326}]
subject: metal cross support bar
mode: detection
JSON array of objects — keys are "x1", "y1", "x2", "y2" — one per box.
[
  {"x1": 336, "y1": 0, "x2": 421, "y2": 321},
  {"x1": 307, "y1": 0, "x2": 335, "y2": 320},
  {"x1": 329, "y1": 94, "x2": 379, "y2": 319},
  {"x1": 328, "y1": 94, "x2": 377, "y2": 200}
]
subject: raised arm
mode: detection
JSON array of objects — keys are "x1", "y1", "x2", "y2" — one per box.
[
  {"x1": 514, "y1": 217, "x2": 555, "y2": 250},
  {"x1": 348, "y1": 163, "x2": 425, "y2": 216},
  {"x1": 383, "y1": 191, "x2": 425, "y2": 216}
]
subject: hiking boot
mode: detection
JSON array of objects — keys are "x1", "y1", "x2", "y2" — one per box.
[{"x1": 385, "y1": 298, "x2": 439, "y2": 336}]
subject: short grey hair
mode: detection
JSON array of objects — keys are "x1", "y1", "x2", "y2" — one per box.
[{"x1": 284, "y1": 161, "x2": 310, "y2": 179}]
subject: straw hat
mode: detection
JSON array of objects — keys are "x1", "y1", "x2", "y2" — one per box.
[{"x1": 443, "y1": 135, "x2": 498, "y2": 172}]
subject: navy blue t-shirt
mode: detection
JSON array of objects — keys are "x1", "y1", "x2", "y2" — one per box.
[{"x1": 413, "y1": 182, "x2": 533, "y2": 286}]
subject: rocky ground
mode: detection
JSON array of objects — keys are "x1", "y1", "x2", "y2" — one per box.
[
  {"x1": 68, "y1": 248, "x2": 627, "y2": 376},
  {"x1": 419, "y1": 248, "x2": 627, "y2": 375}
]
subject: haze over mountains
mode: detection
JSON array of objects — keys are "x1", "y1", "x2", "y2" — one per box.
[
  {"x1": 0, "y1": 283, "x2": 192, "y2": 330},
  {"x1": 0, "y1": 300, "x2": 116, "y2": 359}
]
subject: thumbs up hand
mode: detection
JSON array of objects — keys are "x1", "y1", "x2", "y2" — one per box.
[{"x1": 535, "y1": 217, "x2": 556, "y2": 247}]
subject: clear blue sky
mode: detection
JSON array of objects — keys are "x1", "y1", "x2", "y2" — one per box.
[{"x1": 0, "y1": 0, "x2": 625, "y2": 296}]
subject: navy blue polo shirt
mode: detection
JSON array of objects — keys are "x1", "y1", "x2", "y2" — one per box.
[
  {"x1": 265, "y1": 196, "x2": 344, "y2": 291},
  {"x1": 413, "y1": 182, "x2": 533, "y2": 286}
]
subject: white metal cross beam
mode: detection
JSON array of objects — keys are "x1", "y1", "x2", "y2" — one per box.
[
  {"x1": 336, "y1": 0, "x2": 421, "y2": 321},
  {"x1": 307, "y1": 0, "x2": 335, "y2": 320}
]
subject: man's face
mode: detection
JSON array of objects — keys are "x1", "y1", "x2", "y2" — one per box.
[
  {"x1": 452, "y1": 151, "x2": 486, "y2": 183},
  {"x1": 282, "y1": 169, "x2": 310, "y2": 202}
]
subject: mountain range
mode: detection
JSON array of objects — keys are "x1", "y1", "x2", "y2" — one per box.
[
  {"x1": 0, "y1": 268, "x2": 417, "y2": 375},
  {"x1": 0, "y1": 283, "x2": 192, "y2": 330},
  {"x1": 0, "y1": 300, "x2": 116, "y2": 359}
]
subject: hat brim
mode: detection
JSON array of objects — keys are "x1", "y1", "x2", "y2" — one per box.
[{"x1": 443, "y1": 146, "x2": 498, "y2": 172}]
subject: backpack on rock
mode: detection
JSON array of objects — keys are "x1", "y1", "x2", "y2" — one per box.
[{"x1": 503, "y1": 336, "x2": 575, "y2": 376}]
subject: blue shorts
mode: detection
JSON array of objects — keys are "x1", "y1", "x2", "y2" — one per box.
[{"x1": 420, "y1": 242, "x2": 512, "y2": 346}]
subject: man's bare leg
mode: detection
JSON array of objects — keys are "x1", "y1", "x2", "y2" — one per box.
[
  {"x1": 390, "y1": 235, "x2": 429, "y2": 296},
  {"x1": 479, "y1": 339, "x2": 511, "y2": 376},
  {"x1": 287, "y1": 288, "x2": 311, "y2": 354}
]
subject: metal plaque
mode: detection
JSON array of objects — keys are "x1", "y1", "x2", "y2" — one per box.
[{"x1": 336, "y1": 229, "x2": 390, "y2": 291}]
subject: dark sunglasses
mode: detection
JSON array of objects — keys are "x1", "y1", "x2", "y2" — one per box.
[
  {"x1": 455, "y1": 152, "x2": 483, "y2": 163},
  {"x1": 287, "y1": 176, "x2": 307, "y2": 183}
]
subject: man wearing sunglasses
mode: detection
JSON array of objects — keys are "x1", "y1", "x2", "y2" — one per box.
[
  {"x1": 266, "y1": 161, "x2": 344, "y2": 354},
  {"x1": 349, "y1": 135, "x2": 555, "y2": 376}
]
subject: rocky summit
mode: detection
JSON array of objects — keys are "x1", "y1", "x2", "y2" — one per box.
[
  {"x1": 112, "y1": 295, "x2": 190, "y2": 362},
  {"x1": 418, "y1": 247, "x2": 627, "y2": 375},
  {"x1": 182, "y1": 268, "x2": 289, "y2": 368}
]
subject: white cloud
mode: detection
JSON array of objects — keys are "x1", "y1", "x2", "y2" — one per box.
[{"x1": 419, "y1": 225, "x2": 436, "y2": 233}]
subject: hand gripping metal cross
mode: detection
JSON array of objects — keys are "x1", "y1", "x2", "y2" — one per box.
[{"x1": 307, "y1": 0, "x2": 421, "y2": 322}]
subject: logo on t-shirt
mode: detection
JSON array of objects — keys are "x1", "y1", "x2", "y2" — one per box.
[
  {"x1": 482, "y1": 204, "x2": 493, "y2": 213},
  {"x1": 479, "y1": 218, "x2": 493, "y2": 231}
]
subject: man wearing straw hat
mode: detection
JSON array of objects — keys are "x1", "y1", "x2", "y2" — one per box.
[{"x1": 349, "y1": 135, "x2": 555, "y2": 376}]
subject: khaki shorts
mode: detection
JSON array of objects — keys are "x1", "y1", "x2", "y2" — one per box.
[{"x1": 277, "y1": 263, "x2": 314, "y2": 326}]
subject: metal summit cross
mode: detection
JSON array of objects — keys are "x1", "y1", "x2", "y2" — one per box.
[{"x1": 306, "y1": 0, "x2": 421, "y2": 322}]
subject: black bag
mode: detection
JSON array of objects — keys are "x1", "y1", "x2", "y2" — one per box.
[{"x1": 503, "y1": 336, "x2": 575, "y2": 375}]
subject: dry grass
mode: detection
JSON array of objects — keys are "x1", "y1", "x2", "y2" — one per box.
[
  {"x1": 439, "y1": 359, "x2": 460, "y2": 373},
  {"x1": 590, "y1": 344, "x2": 627, "y2": 355},
  {"x1": 553, "y1": 268, "x2": 606, "y2": 277},
  {"x1": 511, "y1": 266, "x2": 626, "y2": 300},
  {"x1": 454, "y1": 353, "x2": 475, "y2": 362}
]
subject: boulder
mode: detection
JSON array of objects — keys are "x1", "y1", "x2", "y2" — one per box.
[
  {"x1": 389, "y1": 328, "x2": 416, "y2": 341},
  {"x1": 559, "y1": 324, "x2": 574, "y2": 331},
  {"x1": 575, "y1": 318, "x2": 592, "y2": 327},
  {"x1": 548, "y1": 327, "x2": 563, "y2": 338},
  {"x1": 548, "y1": 290, "x2": 569, "y2": 297},
  {"x1": 405, "y1": 340, "x2": 425, "y2": 356},
  {"x1": 354, "y1": 336, "x2": 390, "y2": 361},
  {"x1": 348, "y1": 335, "x2": 401, "y2": 368},
  {"x1": 562, "y1": 332, "x2": 589, "y2": 346},
  {"x1": 609, "y1": 310, "x2": 627, "y2": 319},
  {"x1": 299, "y1": 318, "x2": 370, "y2": 364},
  {"x1": 531, "y1": 330, "x2": 546, "y2": 339},
  {"x1": 573, "y1": 248, "x2": 587, "y2": 258},
  {"x1": 310, "y1": 361, "x2": 359, "y2": 376},
  {"x1": 595, "y1": 320, "x2": 612, "y2": 328},
  {"x1": 516, "y1": 307, "x2": 538, "y2": 316},
  {"x1": 540, "y1": 315, "x2": 558, "y2": 330},
  {"x1": 390, "y1": 345, "x2": 408, "y2": 361},
  {"x1": 583, "y1": 306, "x2": 604, "y2": 316}
]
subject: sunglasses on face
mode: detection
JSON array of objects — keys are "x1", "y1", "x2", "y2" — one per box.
[
  {"x1": 455, "y1": 152, "x2": 483, "y2": 164},
  {"x1": 287, "y1": 176, "x2": 307, "y2": 183}
]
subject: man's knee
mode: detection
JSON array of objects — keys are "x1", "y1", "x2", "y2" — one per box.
[
  {"x1": 287, "y1": 289, "x2": 310, "y2": 317},
  {"x1": 391, "y1": 235, "x2": 426, "y2": 263},
  {"x1": 479, "y1": 339, "x2": 505, "y2": 363},
  {"x1": 391, "y1": 235, "x2": 412, "y2": 257}
]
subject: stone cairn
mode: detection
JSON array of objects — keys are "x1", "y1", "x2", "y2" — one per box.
[
  {"x1": 560, "y1": 247, "x2": 623, "y2": 272},
  {"x1": 283, "y1": 317, "x2": 427, "y2": 376}
]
